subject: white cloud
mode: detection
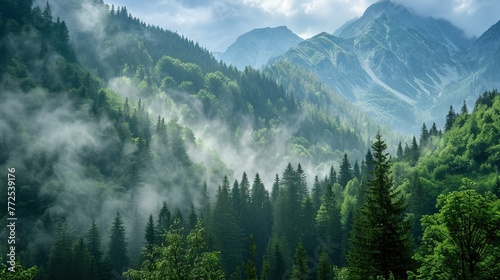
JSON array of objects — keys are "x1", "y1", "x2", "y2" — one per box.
[
  {"x1": 452, "y1": 0, "x2": 475, "y2": 14},
  {"x1": 242, "y1": 0, "x2": 299, "y2": 17}
]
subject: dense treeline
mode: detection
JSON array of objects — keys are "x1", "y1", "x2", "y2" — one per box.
[{"x1": 0, "y1": 1, "x2": 499, "y2": 279}]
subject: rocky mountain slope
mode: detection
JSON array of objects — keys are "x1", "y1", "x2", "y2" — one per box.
[{"x1": 269, "y1": 0, "x2": 499, "y2": 132}]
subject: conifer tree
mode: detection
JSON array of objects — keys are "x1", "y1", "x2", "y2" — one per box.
[
  {"x1": 348, "y1": 132, "x2": 412, "y2": 279},
  {"x1": 144, "y1": 214, "x2": 156, "y2": 264},
  {"x1": 316, "y1": 248, "x2": 333, "y2": 280},
  {"x1": 108, "y1": 212, "x2": 129, "y2": 274},
  {"x1": 266, "y1": 239, "x2": 286, "y2": 280},
  {"x1": 364, "y1": 149, "x2": 375, "y2": 175},
  {"x1": 291, "y1": 242, "x2": 309, "y2": 280},
  {"x1": 301, "y1": 197, "x2": 317, "y2": 257},
  {"x1": 187, "y1": 203, "x2": 198, "y2": 234},
  {"x1": 47, "y1": 218, "x2": 74, "y2": 280},
  {"x1": 311, "y1": 175, "x2": 323, "y2": 212},
  {"x1": 329, "y1": 166, "x2": 337, "y2": 186},
  {"x1": 271, "y1": 174, "x2": 280, "y2": 203},
  {"x1": 273, "y1": 163, "x2": 303, "y2": 252},
  {"x1": 419, "y1": 123, "x2": 429, "y2": 147},
  {"x1": 235, "y1": 173, "x2": 252, "y2": 251},
  {"x1": 396, "y1": 142, "x2": 403, "y2": 159},
  {"x1": 172, "y1": 208, "x2": 183, "y2": 229},
  {"x1": 353, "y1": 160, "x2": 361, "y2": 180},
  {"x1": 316, "y1": 183, "x2": 342, "y2": 266},
  {"x1": 156, "y1": 201, "x2": 171, "y2": 245},
  {"x1": 460, "y1": 100, "x2": 468, "y2": 115},
  {"x1": 200, "y1": 180, "x2": 210, "y2": 220},
  {"x1": 72, "y1": 238, "x2": 97, "y2": 280},
  {"x1": 42, "y1": 1, "x2": 53, "y2": 29},
  {"x1": 297, "y1": 163, "x2": 309, "y2": 203},
  {"x1": 210, "y1": 175, "x2": 244, "y2": 275},
  {"x1": 411, "y1": 136, "x2": 419, "y2": 165},
  {"x1": 403, "y1": 143, "x2": 411, "y2": 162},
  {"x1": 445, "y1": 105, "x2": 457, "y2": 131},
  {"x1": 430, "y1": 122, "x2": 439, "y2": 136},
  {"x1": 240, "y1": 172, "x2": 251, "y2": 217},
  {"x1": 232, "y1": 179, "x2": 241, "y2": 214},
  {"x1": 359, "y1": 149, "x2": 375, "y2": 205},
  {"x1": 339, "y1": 153, "x2": 353, "y2": 188},
  {"x1": 249, "y1": 173, "x2": 272, "y2": 267},
  {"x1": 86, "y1": 218, "x2": 102, "y2": 266},
  {"x1": 244, "y1": 235, "x2": 258, "y2": 280}
]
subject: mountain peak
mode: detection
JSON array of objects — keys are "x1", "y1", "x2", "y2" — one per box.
[
  {"x1": 336, "y1": 0, "x2": 471, "y2": 52},
  {"x1": 363, "y1": 0, "x2": 409, "y2": 17},
  {"x1": 220, "y1": 26, "x2": 303, "y2": 70}
]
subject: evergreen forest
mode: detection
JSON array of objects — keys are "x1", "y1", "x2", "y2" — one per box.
[{"x1": 0, "y1": 1, "x2": 498, "y2": 279}]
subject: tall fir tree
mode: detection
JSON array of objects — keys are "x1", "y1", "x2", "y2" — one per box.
[
  {"x1": 47, "y1": 218, "x2": 74, "y2": 280},
  {"x1": 210, "y1": 175, "x2": 244, "y2": 276},
  {"x1": 419, "y1": 123, "x2": 429, "y2": 148},
  {"x1": 296, "y1": 164, "x2": 309, "y2": 203},
  {"x1": 445, "y1": 105, "x2": 457, "y2": 131},
  {"x1": 410, "y1": 136, "x2": 419, "y2": 165},
  {"x1": 396, "y1": 142, "x2": 404, "y2": 160},
  {"x1": 348, "y1": 132, "x2": 412, "y2": 279},
  {"x1": 144, "y1": 214, "x2": 156, "y2": 265},
  {"x1": 301, "y1": 197, "x2": 317, "y2": 257},
  {"x1": 107, "y1": 212, "x2": 129, "y2": 274},
  {"x1": 403, "y1": 143, "x2": 411, "y2": 162},
  {"x1": 460, "y1": 100, "x2": 468, "y2": 115},
  {"x1": 200, "y1": 180, "x2": 210, "y2": 220},
  {"x1": 291, "y1": 242, "x2": 309, "y2": 280},
  {"x1": 338, "y1": 153, "x2": 353, "y2": 188},
  {"x1": 430, "y1": 122, "x2": 439, "y2": 136},
  {"x1": 329, "y1": 166, "x2": 337, "y2": 186},
  {"x1": 273, "y1": 163, "x2": 303, "y2": 254},
  {"x1": 72, "y1": 238, "x2": 97, "y2": 280},
  {"x1": 316, "y1": 248, "x2": 333, "y2": 280},
  {"x1": 359, "y1": 149, "x2": 375, "y2": 204},
  {"x1": 271, "y1": 174, "x2": 280, "y2": 203},
  {"x1": 353, "y1": 160, "x2": 361, "y2": 180},
  {"x1": 311, "y1": 175, "x2": 323, "y2": 212},
  {"x1": 86, "y1": 218, "x2": 102, "y2": 266},
  {"x1": 249, "y1": 173, "x2": 272, "y2": 271},
  {"x1": 244, "y1": 235, "x2": 258, "y2": 280},
  {"x1": 231, "y1": 180, "x2": 241, "y2": 218},
  {"x1": 316, "y1": 183, "x2": 342, "y2": 266},
  {"x1": 155, "y1": 201, "x2": 171, "y2": 245}
]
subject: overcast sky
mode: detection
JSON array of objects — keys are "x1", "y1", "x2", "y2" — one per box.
[{"x1": 104, "y1": 0, "x2": 500, "y2": 52}]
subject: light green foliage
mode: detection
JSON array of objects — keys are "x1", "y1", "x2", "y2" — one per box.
[
  {"x1": 415, "y1": 183, "x2": 500, "y2": 279},
  {"x1": 124, "y1": 219, "x2": 225, "y2": 280},
  {"x1": 407, "y1": 91, "x2": 500, "y2": 214},
  {"x1": 0, "y1": 259, "x2": 38, "y2": 280}
]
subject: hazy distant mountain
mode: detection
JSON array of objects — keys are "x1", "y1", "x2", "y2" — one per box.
[
  {"x1": 465, "y1": 19, "x2": 500, "y2": 75},
  {"x1": 220, "y1": 26, "x2": 303, "y2": 70},
  {"x1": 272, "y1": 0, "x2": 499, "y2": 131}
]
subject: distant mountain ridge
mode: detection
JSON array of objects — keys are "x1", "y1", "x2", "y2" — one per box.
[
  {"x1": 218, "y1": 26, "x2": 303, "y2": 70},
  {"x1": 267, "y1": 0, "x2": 499, "y2": 132}
]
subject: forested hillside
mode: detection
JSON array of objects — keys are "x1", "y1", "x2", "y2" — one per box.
[{"x1": 0, "y1": 0, "x2": 498, "y2": 280}]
